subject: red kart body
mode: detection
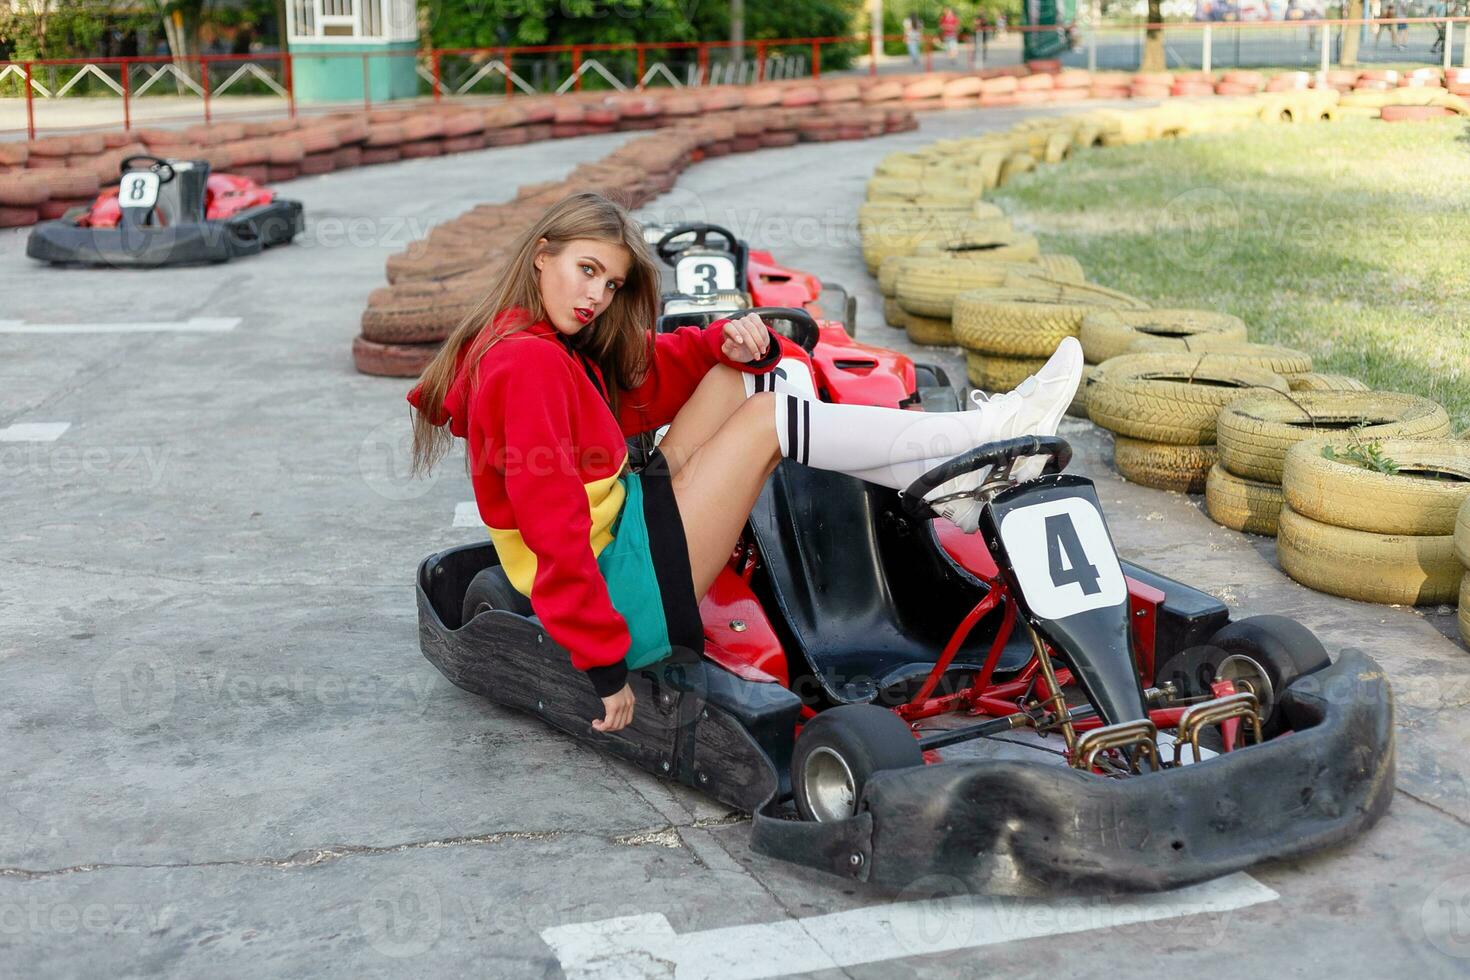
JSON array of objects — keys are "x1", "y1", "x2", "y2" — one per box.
[{"x1": 77, "y1": 173, "x2": 278, "y2": 229}]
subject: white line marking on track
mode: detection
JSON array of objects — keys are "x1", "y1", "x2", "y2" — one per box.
[
  {"x1": 0, "y1": 317, "x2": 241, "y2": 334},
  {"x1": 0, "y1": 422, "x2": 71, "y2": 442},
  {"x1": 541, "y1": 872, "x2": 1277, "y2": 980},
  {"x1": 453, "y1": 501, "x2": 481, "y2": 528}
]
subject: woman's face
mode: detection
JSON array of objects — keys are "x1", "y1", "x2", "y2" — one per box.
[{"x1": 533, "y1": 238, "x2": 633, "y2": 337}]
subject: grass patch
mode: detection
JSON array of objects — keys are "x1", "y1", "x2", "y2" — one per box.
[{"x1": 988, "y1": 117, "x2": 1470, "y2": 430}]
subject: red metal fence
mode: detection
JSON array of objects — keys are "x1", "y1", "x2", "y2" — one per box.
[{"x1": 5, "y1": 20, "x2": 1468, "y2": 138}]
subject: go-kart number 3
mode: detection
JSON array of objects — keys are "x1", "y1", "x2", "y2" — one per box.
[
  {"x1": 676, "y1": 255, "x2": 735, "y2": 296},
  {"x1": 119, "y1": 172, "x2": 161, "y2": 210},
  {"x1": 999, "y1": 498, "x2": 1126, "y2": 620}
]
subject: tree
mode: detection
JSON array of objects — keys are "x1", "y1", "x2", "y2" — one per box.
[
  {"x1": 1340, "y1": 0, "x2": 1362, "y2": 66},
  {"x1": 1141, "y1": 0, "x2": 1164, "y2": 71},
  {"x1": 0, "y1": 0, "x2": 150, "y2": 61}
]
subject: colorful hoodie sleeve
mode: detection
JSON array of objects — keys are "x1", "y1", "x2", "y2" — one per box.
[
  {"x1": 488, "y1": 345, "x2": 632, "y2": 697},
  {"x1": 615, "y1": 320, "x2": 781, "y2": 436}
]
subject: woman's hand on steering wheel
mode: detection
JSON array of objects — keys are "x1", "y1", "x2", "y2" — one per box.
[{"x1": 720, "y1": 313, "x2": 770, "y2": 364}]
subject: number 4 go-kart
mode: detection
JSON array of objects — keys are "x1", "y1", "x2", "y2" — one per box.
[
  {"x1": 414, "y1": 316, "x2": 1393, "y2": 897},
  {"x1": 26, "y1": 154, "x2": 303, "y2": 267}
]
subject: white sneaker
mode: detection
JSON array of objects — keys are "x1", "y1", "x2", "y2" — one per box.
[{"x1": 926, "y1": 337, "x2": 1084, "y2": 531}]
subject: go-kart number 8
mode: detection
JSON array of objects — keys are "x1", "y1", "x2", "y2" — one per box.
[
  {"x1": 999, "y1": 497, "x2": 1126, "y2": 620},
  {"x1": 675, "y1": 255, "x2": 736, "y2": 296},
  {"x1": 119, "y1": 172, "x2": 160, "y2": 210}
]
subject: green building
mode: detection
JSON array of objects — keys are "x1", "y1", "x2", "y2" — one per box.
[{"x1": 285, "y1": 0, "x2": 419, "y2": 104}]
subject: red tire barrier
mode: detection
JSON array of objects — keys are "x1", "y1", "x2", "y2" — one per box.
[
  {"x1": 0, "y1": 172, "x2": 49, "y2": 207},
  {"x1": 443, "y1": 134, "x2": 487, "y2": 153},
  {"x1": 0, "y1": 206, "x2": 40, "y2": 228},
  {"x1": 360, "y1": 147, "x2": 403, "y2": 165},
  {"x1": 353, "y1": 335, "x2": 439, "y2": 377},
  {"x1": 400, "y1": 139, "x2": 445, "y2": 158},
  {"x1": 1380, "y1": 104, "x2": 1456, "y2": 121},
  {"x1": 298, "y1": 152, "x2": 337, "y2": 176}
]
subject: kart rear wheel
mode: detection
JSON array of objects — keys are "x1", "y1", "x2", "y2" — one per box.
[
  {"x1": 792, "y1": 705, "x2": 923, "y2": 822},
  {"x1": 1206, "y1": 615, "x2": 1331, "y2": 737}
]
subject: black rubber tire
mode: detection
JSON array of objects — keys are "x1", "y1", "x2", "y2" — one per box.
[
  {"x1": 460, "y1": 567, "x2": 530, "y2": 627},
  {"x1": 792, "y1": 704, "x2": 924, "y2": 822},
  {"x1": 1206, "y1": 615, "x2": 1331, "y2": 737}
]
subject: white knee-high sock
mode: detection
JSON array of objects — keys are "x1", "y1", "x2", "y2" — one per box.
[
  {"x1": 743, "y1": 357, "x2": 818, "y2": 399},
  {"x1": 772, "y1": 393, "x2": 1005, "y2": 489}
]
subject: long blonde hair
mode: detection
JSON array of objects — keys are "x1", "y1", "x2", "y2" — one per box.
[{"x1": 410, "y1": 191, "x2": 661, "y2": 475}]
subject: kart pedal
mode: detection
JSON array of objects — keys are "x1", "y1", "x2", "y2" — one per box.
[
  {"x1": 1072, "y1": 719, "x2": 1162, "y2": 773},
  {"x1": 1173, "y1": 692, "x2": 1263, "y2": 765}
]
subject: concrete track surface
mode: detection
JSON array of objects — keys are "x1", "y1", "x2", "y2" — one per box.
[{"x1": 2, "y1": 108, "x2": 1468, "y2": 978}]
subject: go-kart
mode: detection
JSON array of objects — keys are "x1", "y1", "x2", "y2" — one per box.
[
  {"x1": 414, "y1": 301, "x2": 1393, "y2": 897},
  {"x1": 26, "y1": 154, "x2": 303, "y2": 267},
  {"x1": 646, "y1": 223, "x2": 959, "y2": 412}
]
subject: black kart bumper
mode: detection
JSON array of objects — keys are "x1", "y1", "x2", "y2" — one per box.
[
  {"x1": 752, "y1": 649, "x2": 1394, "y2": 895},
  {"x1": 26, "y1": 200, "x2": 303, "y2": 267}
]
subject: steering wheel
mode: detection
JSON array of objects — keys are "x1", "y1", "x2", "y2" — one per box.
[
  {"x1": 120, "y1": 154, "x2": 177, "y2": 185},
  {"x1": 657, "y1": 305, "x2": 819, "y2": 355},
  {"x1": 655, "y1": 223, "x2": 739, "y2": 267},
  {"x1": 899, "y1": 435, "x2": 1072, "y2": 520}
]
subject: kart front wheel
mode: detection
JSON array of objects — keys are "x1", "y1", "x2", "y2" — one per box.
[
  {"x1": 792, "y1": 705, "x2": 923, "y2": 822},
  {"x1": 1208, "y1": 615, "x2": 1331, "y2": 737}
]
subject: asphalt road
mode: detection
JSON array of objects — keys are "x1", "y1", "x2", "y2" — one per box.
[{"x1": 2, "y1": 106, "x2": 1468, "y2": 978}]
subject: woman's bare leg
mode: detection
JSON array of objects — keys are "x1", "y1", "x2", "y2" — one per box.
[
  {"x1": 656, "y1": 364, "x2": 749, "y2": 478},
  {"x1": 671, "y1": 393, "x2": 781, "y2": 599}
]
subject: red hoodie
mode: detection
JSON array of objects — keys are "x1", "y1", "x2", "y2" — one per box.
[{"x1": 410, "y1": 309, "x2": 780, "y2": 692}]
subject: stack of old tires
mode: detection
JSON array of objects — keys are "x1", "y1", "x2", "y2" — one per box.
[
  {"x1": 1084, "y1": 351, "x2": 1288, "y2": 493},
  {"x1": 954, "y1": 275, "x2": 1149, "y2": 403},
  {"x1": 864, "y1": 113, "x2": 1108, "y2": 359},
  {"x1": 1458, "y1": 498, "x2": 1470, "y2": 644},
  {"x1": 1075, "y1": 311, "x2": 1248, "y2": 489},
  {"x1": 355, "y1": 128, "x2": 701, "y2": 376},
  {"x1": 1210, "y1": 388, "x2": 1448, "y2": 537},
  {"x1": 1275, "y1": 431, "x2": 1469, "y2": 607}
]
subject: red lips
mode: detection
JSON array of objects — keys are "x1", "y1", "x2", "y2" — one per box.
[{"x1": 574, "y1": 308, "x2": 593, "y2": 325}]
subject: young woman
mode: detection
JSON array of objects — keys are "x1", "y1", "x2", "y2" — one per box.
[{"x1": 409, "y1": 192, "x2": 1082, "y2": 734}]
